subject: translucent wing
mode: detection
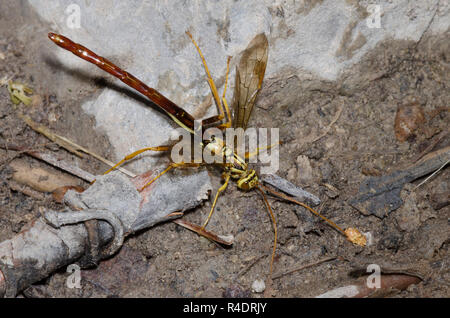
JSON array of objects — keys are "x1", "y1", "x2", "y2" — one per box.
[{"x1": 232, "y1": 33, "x2": 268, "y2": 130}]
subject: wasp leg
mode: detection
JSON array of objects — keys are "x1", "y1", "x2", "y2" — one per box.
[
  {"x1": 103, "y1": 146, "x2": 170, "y2": 175},
  {"x1": 140, "y1": 162, "x2": 203, "y2": 191},
  {"x1": 201, "y1": 173, "x2": 231, "y2": 229},
  {"x1": 186, "y1": 31, "x2": 232, "y2": 129}
]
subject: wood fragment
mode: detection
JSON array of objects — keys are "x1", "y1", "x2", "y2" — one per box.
[
  {"x1": 9, "y1": 159, "x2": 81, "y2": 193},
  {"x1": 0, "y1": 168, "x2": 212, "y2": 297},
  {"x1": 261, "y1": 173, "x2": 321, "y2": 206},
  {"x1": 18, "y1": 113, "x2": 84, "y2": 157},
  {"x1": 414, "y1": 158, "x2": 449, "y2": 190},
  {"x1": 17, "y1": 115, "x2": 136, "y2": 177},
  {"x1": 7, "y1": 180, "x2": 46, "y2": 200},
  {"x1": 173, "y1": 219, "x2": 234, "y2": 246},
  {"x1": 315, "y1": 274, "x2": 421, "y2": 298},
  {"x1": 412, "y1": 130, "x2": 448, "y2": 163},
  {"x1": 1, "y1": 143, "x2": 96, "y2": 182},
  {"x1": 350, "y1": 146, "x2": 450, "y2": 217}
]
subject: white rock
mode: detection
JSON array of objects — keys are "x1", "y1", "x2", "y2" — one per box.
[
  {"x1": 251, "y1": 279, "x2": 266, "y2": 293},
  {"x1": 363, "y1": 231, "x2": 373, "y2": 246}
]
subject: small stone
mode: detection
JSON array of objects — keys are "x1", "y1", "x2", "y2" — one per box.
[
  {"x1": 363, "y1": 232, "x2": 373, "y2": 246},
  {"x1": 251, "y1": 279, "x2": 266, "y2": 293}
]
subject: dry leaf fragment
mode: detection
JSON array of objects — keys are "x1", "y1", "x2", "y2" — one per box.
[
  {"x1": 394, "y1": 101, "x2": 426, "y2": 142},
  {"x1": 7, "y1": 80, "x2": 33, "y2": 106}
]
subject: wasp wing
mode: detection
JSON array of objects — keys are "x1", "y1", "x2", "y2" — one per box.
[{"x1": 232, "y1": 33, "x2": 268, "y2": 130}]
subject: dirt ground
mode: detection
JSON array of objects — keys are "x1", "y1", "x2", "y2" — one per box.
[{"x1": 0, "y1": 4, "x2": 448, "y2": 298}]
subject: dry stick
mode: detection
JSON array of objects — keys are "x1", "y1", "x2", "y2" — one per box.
[
  {"x1": 272, "y1": 256, "x2": 337, "y2": 280},
  {"x1": 18, "y1": 114, "x2": 136, "y2": 178},
  {"x1": 315, "y1": 274, "x2": 421, "y2": 298},
  {"x1": 412, "y1": 130, "x2": 448, "y2": 163},
  {"x1": 414, "y1": 159, "x2": 449, "y2": 190},
  {"x1": 173, "y1": 218, "x2": 234, "y2": 246},
  {"x1": 0, "y1": 166, "x2": 212, "y2": 297},
  {"x1": 9, "y1": 159, "x2": 82, "y2": 193},
  {"x1": 1, "y1": 144, "x2": 96, "y2": 183},
  {"x1": 258, "y1": 183, "x2": 345, "y2": 234},
  {"x1": 7, "y1": 180, "x2": 46, "y2": 200},
  {"x1": 18, "y1": 113, "x2": 83, "y2": 157},
  {"x1": 261, "y1": 173, "x2": 321, "y2": 206}
]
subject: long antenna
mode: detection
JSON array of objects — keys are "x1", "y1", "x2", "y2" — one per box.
[
  {"x1": 258, "y1": 183, "x2": 366, "y2": 246},
  {"x1": 256, "y1": 186, "x2": 277, "y2": 277}
]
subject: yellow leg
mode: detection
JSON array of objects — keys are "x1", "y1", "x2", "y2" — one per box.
[
  {"x1": 201, "y1": 173, "x2": 231, "y2": 229},
  {"x1": 218, "y1": 96, "x2": 232, "y2": 129},
  {"x1": 140, "y1": 162, "x2": 203, "y2": 191},
  {"x1": 220, "y1": 57, "x2": 232, "y2": 128},
  {"x1": 103, "y1": 146, "x2": 170, "y2": 175},
  {"x1": 186, "y1": 31, "x2": 232, "y2": 128}
]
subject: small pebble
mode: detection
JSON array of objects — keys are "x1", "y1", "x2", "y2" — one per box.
[
  {"x1": 363, "y1": 231, "x2": 373, "y2": 246},
  {"x1": 251, "y1": 279, "x2": 266, "y2": 293}
]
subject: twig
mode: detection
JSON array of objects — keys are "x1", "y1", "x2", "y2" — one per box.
[
  {"x1": 350, "y1": 145, "x2": 450, "y2": 217},
  {"x1": 1, "y1": 144, "x2": 95, "y2": 183},
  {"x1": 173, "y1": 219, "x2": 234, "y2": 246},
  {"x1": 0, "y1": 166, "x2": 212, "y2": 297},
  {"x1": 260, "y1": 173, "x2": 321, "y2": 206},
  {"x1": 7, "y1": 180, "x2": 46, "y2": 200},
  {"x1": 17, "y1": 114, "x2": 136, "y2": 177},
  {"x1": 414, "y1": 159, "x2": 449, "y2": 190},
  {"x1": 272, "y1": 256, "x2": 336, "y2": 280},
  {"x1": 412, "y1": 130, "x2": 448, "y2": 163},
  {"x1": 18, "y1": 113, "x2": 84, "y2": 157}
]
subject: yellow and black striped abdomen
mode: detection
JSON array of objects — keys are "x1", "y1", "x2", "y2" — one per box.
[{"x1": 236, "y1": 169, "x2": 259, "y2": 191}]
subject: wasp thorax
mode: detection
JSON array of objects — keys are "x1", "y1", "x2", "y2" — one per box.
[
  {"x1": 223, "y1": 147, "x2": 233, "y2": 158},
  {"x1": 237, "y1": 169, "x2": 259, "y2": 191},
  {"x1": 204, "y1": 137, "x2": 225, "y2": 156}
]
